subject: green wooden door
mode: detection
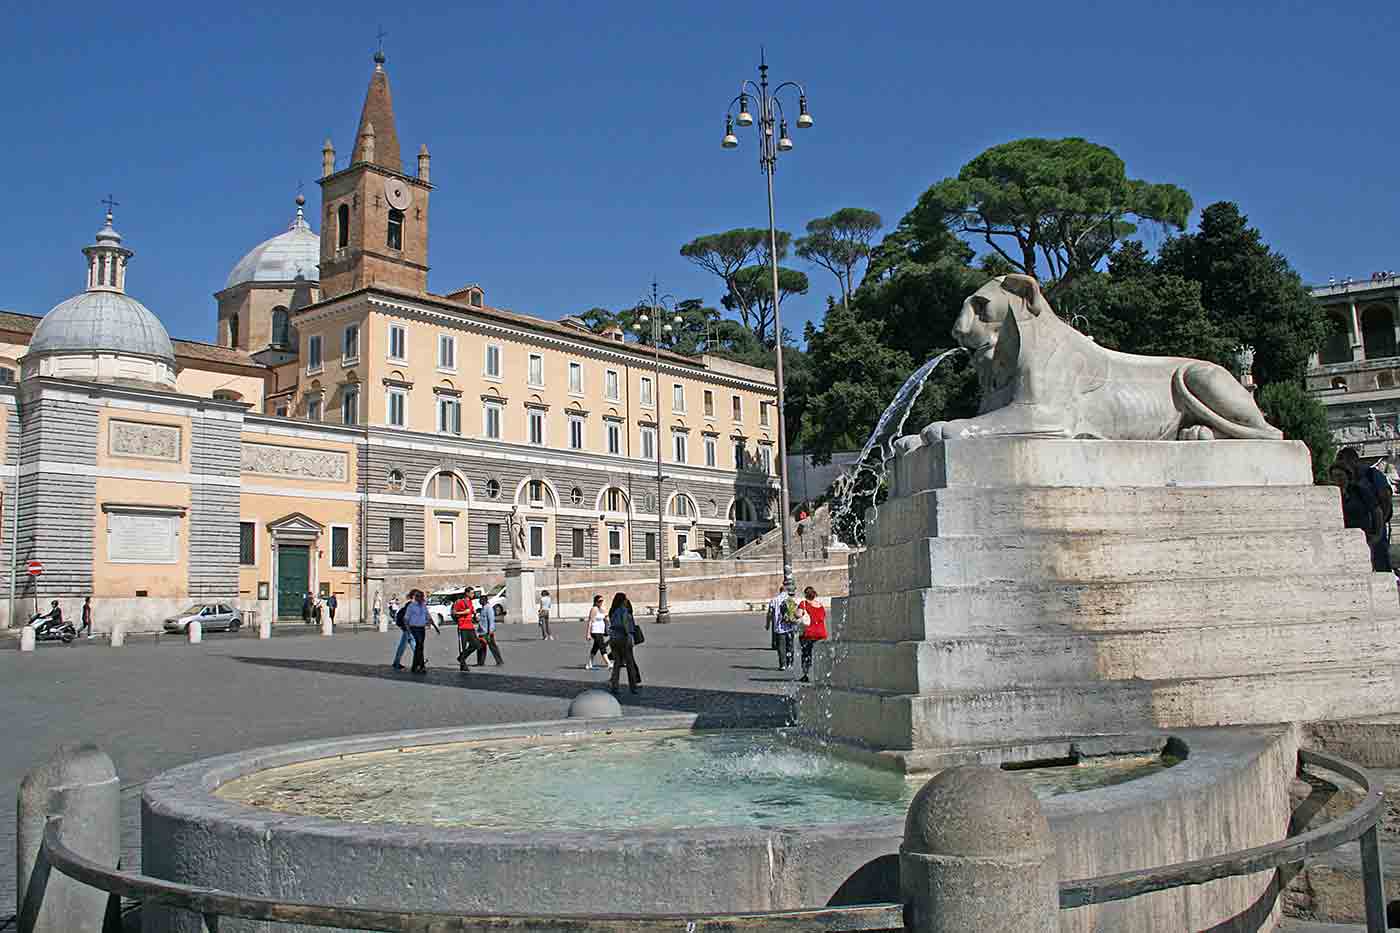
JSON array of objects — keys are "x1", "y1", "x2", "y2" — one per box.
[{"x1": 277, "y1": 546, "x2": 310, "y2": 620}]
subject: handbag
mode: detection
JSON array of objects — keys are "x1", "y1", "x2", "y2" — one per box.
[{"x1": 631, "y1": 617, "x2": 645, "y2": 646}]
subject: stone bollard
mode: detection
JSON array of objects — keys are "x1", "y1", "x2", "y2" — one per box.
[
  {"x1": 20, "y1": 624, "x2": 36, "y2": 651},
  {"x1": 17, "y1": 744, "x2": 120, "y2": 933},
  {"x1": 258, "y1": 617, "x2": 271, "y2": 639},
  {"x1": 321, "y1": 618, "x2": 334, "y2": 637},
  {"x1": 900, "y1": 765, "x2": 1059, "y2": 933},
  {"x1": 568, "y1": 689, "x2": 622, "y2": 719},
  {"x1": 377, "y1": 614, "x2": 389, "y2": 634},
  {"x1": 109, "y1": 624, "x2": 125, "y2": 648},
  {"x1": 187, "y1": 620, "x2": 201, "y2": 644}
]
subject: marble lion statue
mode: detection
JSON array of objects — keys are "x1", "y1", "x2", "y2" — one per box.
[{"x1": 895, "y1": 274, "x2": 1282, "y2": 453}]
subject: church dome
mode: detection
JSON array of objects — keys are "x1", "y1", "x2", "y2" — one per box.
[
  {"x1": 32, "y1": 290, "x2": 175, "y2": 362},
  {"x1": 225, "y1": 196, "x2": 320, "y2": 290}
]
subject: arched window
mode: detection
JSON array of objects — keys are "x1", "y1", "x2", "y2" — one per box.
[
  {"x1": 1332, "y1": 377, "x2": 1348, "y2": 391},
  {"x1": 429, "y1": 471, "x2": 468, "y2": 500},
  {"x1": 228, "y1": 315, "x2": 240, "y2": 349},
  {"x1": 1362, "y1": 305, "x2": 1397, "y2": 360},
  {"x1": 387, "y1": 209, "x2": 404, "y2": 250},
  {"x1": 471, "y1": 289, "x2": 484, "y2": 308},
  {"x1": 523, "y1": 480, "x2": 555, "y2": 506},
  {"x1": 271, "y1": 307, "x2": 290, "y2": 348},
  {"x1": 336, "y1": 204, "x2": 350, "y2": 249},
  {"x1": 603, "y1": 487, "x2": 628, "y2": 512},
  {"x1": 213, "y1": 389, "x2": 243, "y2": 402},
  {"x1": 1321, "y1": 311, "x2": 1352, "y2": 365},
  {"x1": 669, "y1": 495, "x2": 696, "y2": 518},
  {"x1": 729, "y1": 498, "x2": 757, "y2": 523}
]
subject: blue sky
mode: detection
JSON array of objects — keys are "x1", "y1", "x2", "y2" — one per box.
[{"x1": 5, "y1": 0, "x2": 1397, "y2": 348}]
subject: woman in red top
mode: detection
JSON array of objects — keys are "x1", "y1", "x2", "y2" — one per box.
[{"x1": 797, "y1": 586, "x2": 827, "y2": 684}]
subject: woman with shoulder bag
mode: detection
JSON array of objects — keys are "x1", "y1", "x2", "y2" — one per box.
[
  {"x1": 796, "y1": 586, "x2": 827, "y2": 684},
  {"x1": 606, "y1": 592, "x2": 642, "y2": 696}
]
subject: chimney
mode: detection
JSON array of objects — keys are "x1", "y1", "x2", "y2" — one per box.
[
  {"x1": 359, "y1": 121, "x2": 376, "y2": 165},
  {"x1": 321, "y1": 138, "x2": 335, "y2": 178},
  {"x1": 417, "y1": 144, "x2": 431, "y2": 183}
]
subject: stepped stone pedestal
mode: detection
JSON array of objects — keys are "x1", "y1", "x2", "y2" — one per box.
[{"x1": 800, "y1": 437, "x2": 1400, "y2": 772}]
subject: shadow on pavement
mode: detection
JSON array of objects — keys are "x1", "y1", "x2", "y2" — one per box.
[{"x1": 228, "y1": 656, "x2": 791, "y2": 728}]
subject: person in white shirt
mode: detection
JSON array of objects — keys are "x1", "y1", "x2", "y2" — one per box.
[
  {"x1": 538, "y1": 590, "x2": 554, "y2": 640},
  {"x1": 585, "y1": 594, "x2": 609, "y2": 670}
]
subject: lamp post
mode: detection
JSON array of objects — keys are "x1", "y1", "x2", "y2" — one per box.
[
  {"x1": 633, "y1": 280, "x2": 684, "y2": 623},
  {"x1": 720, "y1": 50, "x2": 812, "y2": 596}
]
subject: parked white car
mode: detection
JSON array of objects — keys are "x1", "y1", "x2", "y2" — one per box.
[{"x1": 426, "y1": 584, "x2": 508, "y2": 627}]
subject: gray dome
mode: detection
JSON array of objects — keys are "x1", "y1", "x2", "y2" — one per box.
[
  {"x1": 31, "y1": 290, "x2": 176, "y2": 362},
  {"x1": 225, "y1": 207, "x2": 320, "y2": 290}
]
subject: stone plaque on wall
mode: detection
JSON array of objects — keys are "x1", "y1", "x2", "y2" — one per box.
[
  {"x1": 109, "y1": 419, "x2": 181, "y2": 462},
  {"x1": 242, "y1": 443, "x2": 348, "y2": 482},
  {"x1": 107, "y1": 512, "x2": 179, "y2": 564}
]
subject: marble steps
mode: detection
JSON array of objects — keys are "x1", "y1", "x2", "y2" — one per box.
[
  {"x1": 813, "y1": 616, "x2": 1400, "y2": 693},
  {"x1": 834, "y1": 574, "x2": 1397, "y2": 641},
  {"x1": 801, "y1": 664, "x2": 1400, "y2": 750},
  {"x1": 848, "y1": 529, "x2": 1370, "y2": 594},
  {"x1": 869, "y1": 484, "x2": 1340, "y2": 547}
]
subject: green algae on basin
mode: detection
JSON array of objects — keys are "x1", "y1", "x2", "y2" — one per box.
[{"x1": 216, "y1": 729, "x2": 1172, "y2": 831}]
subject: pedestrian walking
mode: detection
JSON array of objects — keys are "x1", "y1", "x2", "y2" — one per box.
[
  {"x1": 405, "y1": 589, "x2": 438, "y2": 675},
  {"x1": 326, "y1": 593, "x2": 338, "y2": 626},
  {"x1": 796, "y1": 586, "x2": 827, "y2": 683},
  {"x1": 766, "y1": 586, "x2": 796, "y2": 670},
  {"x1": 606, "y1": 592, "x2": 641, "y2": 696},
  {"x1": 475, "y1": 593, "x2": 504, "y2": 666},
  {"x1": 312, "y1": 595, "x2": 323, "y2": 626},
  {"x1": 302, "y1": 591, "x2": 313, "y2": 624},
  {"x1": 1339, "y1": 447, "x2": 1394, "y2": 571},
  {"x1": 77, "y1": 596, "x2": 94, "y2": 639},
  {"x1": 538, "y1": 590, "x2": 554, "y2": 640},
  {"x1": 585, "y1": 594, "x2": 609, "y2": 670},
  {"x1": 390, "y1": 594, "x2": 414, "y2": 670},
  {"x1": 453, "y1": 588, "x2": 479, "y2": 672},
  {"x1": 372, "y1": 591, "x2": 382, "y2": 628},
  {"x1": 1331, "y1": 461, "x2": 1387, "y2": 572}
]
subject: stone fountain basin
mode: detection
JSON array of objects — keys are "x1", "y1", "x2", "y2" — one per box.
[{"x1": 141, "y1": 714, "x2": 1296, "y2": 933}]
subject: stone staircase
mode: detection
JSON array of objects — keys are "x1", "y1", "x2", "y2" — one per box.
[{"x1": 729, "y1": 503, "x2": 834, "y2": 561}]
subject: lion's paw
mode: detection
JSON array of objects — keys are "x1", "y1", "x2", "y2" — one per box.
[
  {"x1": 892, "y1": 434, "x2": 925, "y2": 456},
  {"x1": 919, "y1": 422, "x2": 948, "y2": 445},
  {"x1": 1177, "y1": 425, "x2": 1215, "y2": 441}
]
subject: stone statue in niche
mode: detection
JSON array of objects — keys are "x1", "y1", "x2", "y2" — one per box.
[
  {"x1": 897, "y1": 274, "x2": 1282, "y2": 452},
  {"x1": 507, "y1": 507, "x2": 527, "y2": 560}
]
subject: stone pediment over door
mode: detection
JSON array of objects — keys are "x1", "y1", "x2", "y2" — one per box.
[{"x1": 267, "y1": 512, "x2": 325, "y2": 543}]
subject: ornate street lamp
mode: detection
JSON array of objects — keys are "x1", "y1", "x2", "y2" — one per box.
[
  {"x1": 719, "y1": 50, "x2": 812, "y2": 596},
  {"x1": 633, "y1": 280, "x2": 684, "y2": 623}
]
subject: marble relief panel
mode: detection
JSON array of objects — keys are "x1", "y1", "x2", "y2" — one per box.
[
  {"x1": 109, "y1": 419, "x2": 182, "y2": 462},
  {"x1": 242, "y1": 443, "x2": 348, "y2": 482}
]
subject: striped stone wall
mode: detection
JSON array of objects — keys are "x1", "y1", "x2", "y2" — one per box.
[
  {"x1": 18, "y1": 391, "x2": 99, "y2": 597},
  {"x1": 188, "y1": 410, "x2": 243, "y2": 600}
]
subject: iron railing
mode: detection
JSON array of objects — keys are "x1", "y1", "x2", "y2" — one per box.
[{"x1": 36, "y1": 748, "x2": 1385, "y2": 932}]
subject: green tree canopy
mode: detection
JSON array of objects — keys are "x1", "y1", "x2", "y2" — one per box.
[
  {"x1": 679, "y1": 228, "x2": 792, "y2": 343},
  {"x1": 1256, "y1": 381, "x2": 1335, "y2": 483},
  {"x1": 721, "y1": 265, "x2": 809, "y2": 346},
  {"x1": 796, "y1": 208, "x2": 883, "y2": 306},
  {"x1": 914, "y1": 137, "x2": 1191, "y2": 288}
]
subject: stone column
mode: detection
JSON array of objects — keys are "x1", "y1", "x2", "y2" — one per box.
[
  {"x1": 1351, "y1": 299, "x2": 1365, "y2": 361},
  {"x1": 504, "y1": 563, "x2": 536, "y2": 625},
  {"x1": 16, "y1": 744, "x2": 120, "y2": 933},
  {"x1": 900, "y1": 765, "x2": 1059, "y2": 933}
]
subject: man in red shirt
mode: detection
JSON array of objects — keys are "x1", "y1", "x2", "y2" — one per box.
[{"x1": 453, "y1": 587, "x2": 479, "y2": 673}]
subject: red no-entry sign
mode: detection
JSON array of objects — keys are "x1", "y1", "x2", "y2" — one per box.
[{"x1": 26, "y1": 560, "x2": 43, "y2": 577}]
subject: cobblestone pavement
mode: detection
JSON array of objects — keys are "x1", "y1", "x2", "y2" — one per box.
[{"x1": 0, "y1": 611, "x2": 795, "y2": 921}]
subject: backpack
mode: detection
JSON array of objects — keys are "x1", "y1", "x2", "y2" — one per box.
[
  {"x1": 394, "y1": 604, "x2": 409, "y2": 629},
  {"x1": 781, "y1": 597, "x2": 799, "y2": 626},
  {"x1": 1365, "y1": 466, "x2": 1393, "y2": 524}
]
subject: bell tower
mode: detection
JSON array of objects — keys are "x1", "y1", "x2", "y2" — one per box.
[{"x1": 318, "y1": 49, "x2": 432, "y2": 299}]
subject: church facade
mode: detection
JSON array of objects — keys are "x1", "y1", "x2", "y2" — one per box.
[{"x1": 2, "y1": 52, "x2": 779, "y2": 632}]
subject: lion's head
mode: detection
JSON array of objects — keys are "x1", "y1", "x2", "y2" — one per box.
[{"x1": 950, "y1": 274, "x2": 1055, "y2": 367}]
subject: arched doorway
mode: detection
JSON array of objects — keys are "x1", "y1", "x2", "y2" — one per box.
[
  {"x1": 1361, "y1": 304, "x2": 1397, "y2": 360},
  {"x1": 598, "y1": 486, "x2": 630, "y2": 565}
]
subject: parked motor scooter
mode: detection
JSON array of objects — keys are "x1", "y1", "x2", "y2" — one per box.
[{"x1": 29, "y1": 610, "x2": 76, "y2": 644}]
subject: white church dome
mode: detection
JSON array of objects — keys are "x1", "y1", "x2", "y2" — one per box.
[
  {"x1": 225, "y1": 195, "x2": 320, "y2": 290},
  {"x1": 32, "y1": 290, "x2": 175, "y2": 362}
]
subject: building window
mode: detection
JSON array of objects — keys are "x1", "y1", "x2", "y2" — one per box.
[
  {"x1": 388, "y1": 324, "x2": 406, "y2": 360},
  {"x1": 529, "y1": 525, "x2": 544, "y2": 559},
  {"x1": 640, "y1": 426, "x2": 656, "y2": 461},
  {"x1": 572, "y1": 527, "x2": 585, "y2": 558},
  {"x1": 487, "y1": 523, "x2": 501, "y2": 556},
  {"x1": 307, "y1": 335, "x2": 323, "y2": 371},
  {"x1": 760, "y1": 401, "x2": 770, "y2": 427},
  {"x1": 570, "y1": 486, "x2": 583, "y2": 505},
  {"x1": 438, "y1": 396, "x2": 462, "y2": 434},
  {"x1": 389, "y1": 517, "x2": 405, "y2": 552},
  {"x1": 605, "y1": 369, "x2": 620, "y2": 400},
  {"x1": 732, "y1": 395, "x2": 742, "y2": 420},
  {"x1": 705, "y1": 437, "x2": 717, "y2": 467},
  {"x1": 569, "y1": 416, "x2": 584, "y2": 450},
  {"x1": 387, "y1": 208, "x2": 404, "y2": 250},
  {"x1": 470, "y1": 289, "x2": 483, "y2": 308},
  {"x1": 342, "y1": 385, "x2": 359, "y2": 425},
  {"x1": 670, "y1": 495, "x2": 695, "y2": 518},
  {"x1": 608, "y1": 527, "x2": 622, "y2": 565},
  {"x1": 673, "y1": 384, "x2": 685, "y2": 412},
  {"x1": 528, "y1": 409, "x2": 545, "y2": 445},
  {"x1": 343, "y1": 324, "x2": 359, "y2": 362},
  {"x1": 438, "y1": 519, "x2": 456, "y2": 555},
  {"x1": 606, "y1": 422, "x2": 621, "y2": 455},
  {"x1": 307, "y1": 395, "x2": 322, "y2": 422},
  {"x1": 569, "y1": 362, "x2": 583, "y2": 394},
  {"x1": 704, "y1": 390, "x2": 714, "y2": 417},
  {"x1": 759, "y1": 445, "x2": 773, "y2": 474},
  {"x1": 673, "y1": 430, "x2": 687, "y2": 463},
  {"x1": 734, "y1": 441, "x2": 746, "y2": 469},
  {"x1": 228, "y1": 314, "x2": 240, "y2": 349},
  {"x1": 433, "y1": 472, "x2": 468, "y2": 500},
  {"x1": 438, "y1": 335, "x2": 456, "y2": 371},
  {"x1": 336, "y1": 204, "x2": 350, "y2": 249},
  {"x1": 485, "y1": 344, "x2": 502, "y2": 379},
  {"x1": 331, "y1": 526, "x2": 350, "y2": 568},
  {"x1": 486, "y1": 478, "x2": 501, "y2": 499},
  {"x1": 275, "y1": 405, "x2": 288, "y2": 417},
  {"x1": 386, "y1": 388, "x2": 406, "y2": 427},
  {"x1": 640, "y1": 376, "x2": 654, "y2": 407},
  {"x1": 606, "y1": 488, "x2": 625, "y2": 512},
  {"x1": 528, "y1": 479, "x2": 546, "y2": 504},
  {"x1": 528, "y1": 353, "x2": 544, "y2": 387},
  {"x1": 645, "y1": 532, "x2": 657, "y2": 561},
  {"x1": 238, "y1": 522, "x2": 255, "y2": 565},
  {"x1": 271, "y1": 308, "x2": 291, "y2": 348},
  {"x1": 483, "y1": 401, "x2": 502, "y2": 439},
  {"x1": 386, "y1": 469, "x2": 406, "y2": 491},
  {"x1": 676, "y1": 531, "x2": 689, "y2": 557}
]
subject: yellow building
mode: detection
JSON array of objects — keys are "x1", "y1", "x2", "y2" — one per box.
[{"x1": 3, "y1": 51, "x2": 779, "y2": 632}]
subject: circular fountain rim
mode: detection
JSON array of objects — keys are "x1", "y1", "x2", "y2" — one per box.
[{"x1": 144, "y1": 713, "x2": 1210, "y2": 846}]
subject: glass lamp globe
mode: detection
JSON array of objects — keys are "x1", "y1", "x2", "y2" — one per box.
[
  {"x1": 722, "y1": 133, "x2": 738, "y2": 149},
  {"x1": 736, "y1": 95, "x2": 753, "y2": 126}
]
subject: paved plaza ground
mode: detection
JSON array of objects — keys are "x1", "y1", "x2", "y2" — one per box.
[{"x1": 0, "y1": 611, "x2": 792, "y2": 923}]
